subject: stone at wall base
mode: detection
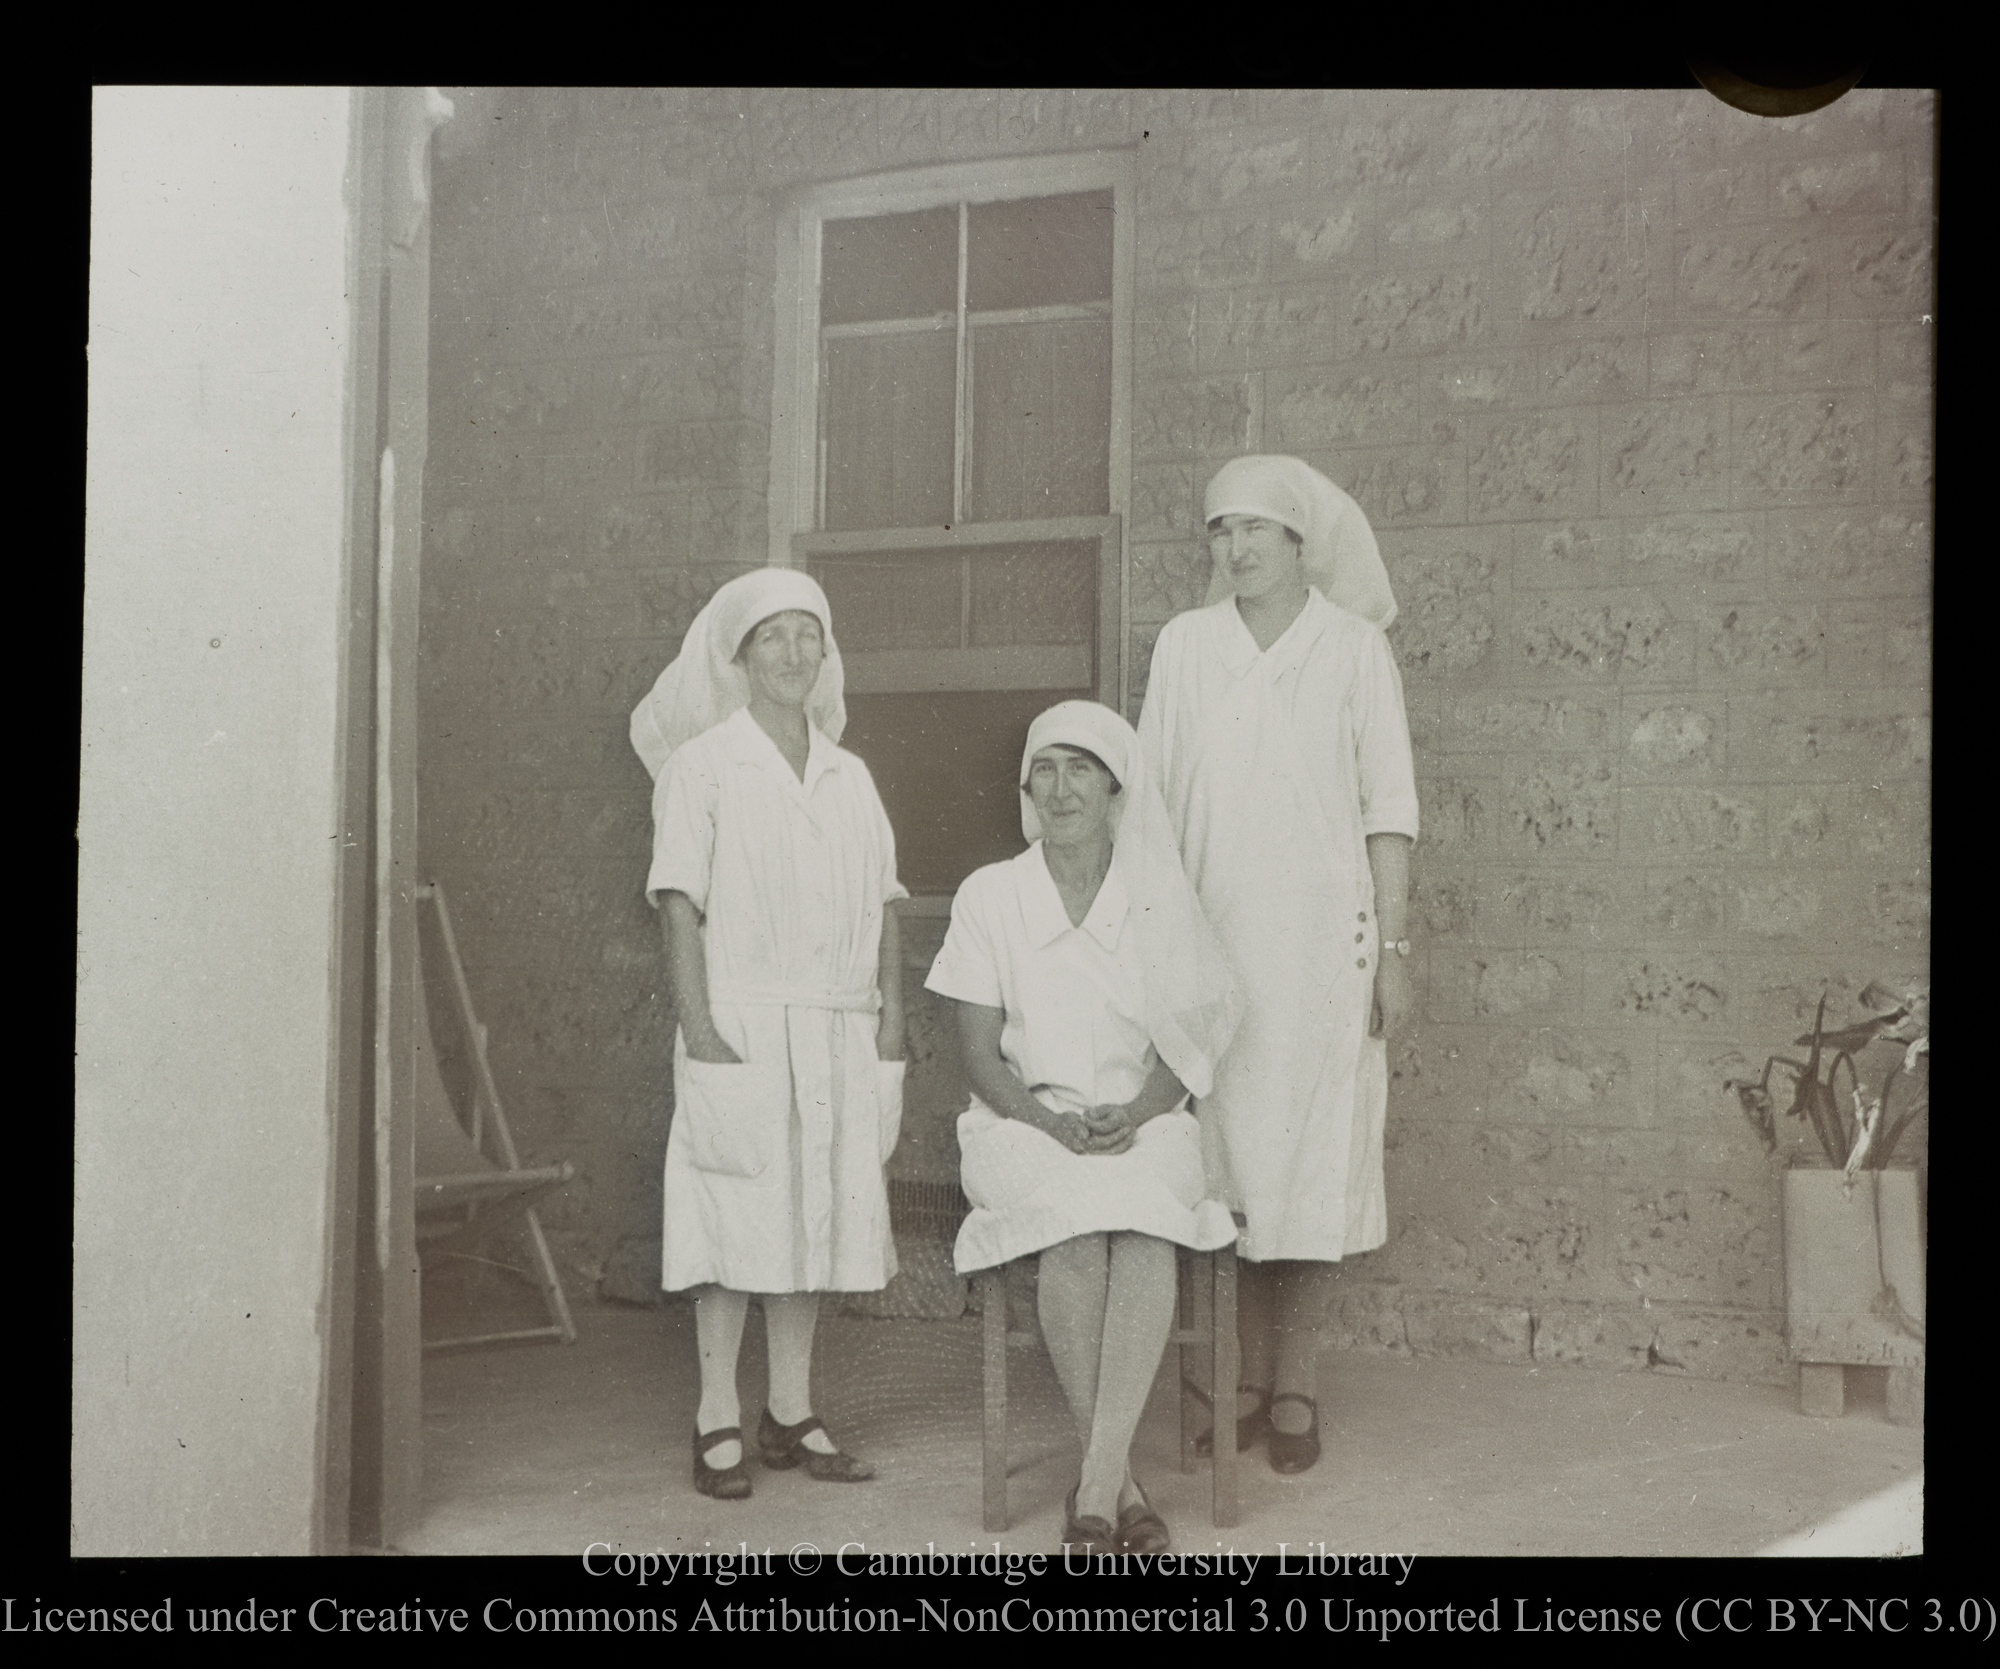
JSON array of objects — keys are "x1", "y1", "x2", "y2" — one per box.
[{"x1": 1886, "y1": 1364, "x2": 1925, "y2": 1427}]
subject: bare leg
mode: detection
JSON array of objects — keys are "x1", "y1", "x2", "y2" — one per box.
[
  {"x1": 1037, "y1": 1235, "x2": 1111, "y2": 1458},
  {"x1": 763, "y1": 1290, "x2": 837, "y2": 1454},
  {"x1": 694, "y1": 1286, "x2": 751, "y2": 1466},
  {"x1": 1271, "y1": 1262, "x2": 1338, "y2": 1432},
  {"x1": 1081, "y1": 1233, "x2": 1176, "y2": 1523}
]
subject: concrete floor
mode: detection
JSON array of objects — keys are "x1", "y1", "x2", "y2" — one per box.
[{"x1": 402, "y1": 1292, "x2": 1921, "y2": 1559}]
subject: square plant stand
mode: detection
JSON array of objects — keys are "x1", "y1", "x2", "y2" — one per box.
[{"x1": 1784, "y1": 1167, "x2": 1924, "y2": 1426}]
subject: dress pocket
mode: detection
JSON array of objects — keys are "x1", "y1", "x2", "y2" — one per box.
[
  {"x1": 875, "y1": 1060, "x2": 906, "y2": 1165},
  {"x1": 677, "y1": 1058, "x2": 788, "y2": 1179}
]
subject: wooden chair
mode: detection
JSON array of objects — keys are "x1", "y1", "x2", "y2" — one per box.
[
  {"x1": 978, "y1": 1243, "x2": 1239, "y2": 1531},
  {"x1": 414, "y1": 881, "x2": 578, "y2": 1352}
]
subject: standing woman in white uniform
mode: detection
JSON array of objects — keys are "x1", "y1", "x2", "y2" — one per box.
[
  {"x1": 1137, "y1": 456, "x2": 1419, "y2": 1476},
  {"x1": 926, "y1": 701, "x2": 1241, "y2": 1553},
  {"x1": 631, "y1": 568, "x2": 907, "y2": 1500}
]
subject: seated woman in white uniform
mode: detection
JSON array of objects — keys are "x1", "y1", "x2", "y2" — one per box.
[
  {"x1": 925, "y1": 701, "x2": 1241, "y2": 1555},
  {"x1": 632, "y1": 569, "x2": 907, "y2": 1502}
]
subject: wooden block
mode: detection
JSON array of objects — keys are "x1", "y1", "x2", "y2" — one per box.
[
  {"x1": 1886, "y1": 1365, "x2": 1925, "y2": 1428},
  {"x1": 1799, "y1": 1361, "x2": 1845, "y2": 1418}
]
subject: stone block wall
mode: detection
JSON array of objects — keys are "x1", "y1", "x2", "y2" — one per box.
[{"x1": 421, "y1": 88, "x2": 1931, "y2": 1377}]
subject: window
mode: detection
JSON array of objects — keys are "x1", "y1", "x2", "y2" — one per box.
[{"x1": 771, "y1": 155, "x2": 1133, "y2": 898}]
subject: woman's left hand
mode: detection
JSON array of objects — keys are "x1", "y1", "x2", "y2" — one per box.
[
  {"x1": 1371, "y1": 950, "x2": 1413, "y2": 1039},
  {"x1": 1080, "y1": 1102, "x2": 1141, "y2": 1154}
]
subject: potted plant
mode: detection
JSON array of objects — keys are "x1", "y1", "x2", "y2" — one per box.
[{"x1": 1725, "y1": 980, "x2": 1927, "y2": 1424}]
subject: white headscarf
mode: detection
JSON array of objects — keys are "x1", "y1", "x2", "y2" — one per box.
[
  {"x1": 1202, "y1": 454, "x2": 1398, "y2": 628},
  {"x1": 629, "y1": 568, "x2": 848, "y2": 781},
  {"x1": 1020, "y1": 701, "x2": 1242, "y2": 1099}
]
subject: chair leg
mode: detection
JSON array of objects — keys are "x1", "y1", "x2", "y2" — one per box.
[
  {"x1": 981, "y1": 1268, "x2": 1009, "y2": 1531},
  {"x1": 523, "y1": 1208, "x2": 578, "y2": 1343},
  {"x1": 1175, "y1": 1248, "x2": 1210, "y2": 1474},
  {"x1": 1211, "y1": 1245, "x2": 1239, "y2": 1529}
]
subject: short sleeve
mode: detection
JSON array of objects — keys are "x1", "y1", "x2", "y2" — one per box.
[
  {"x1": 1136, "y1": 613, "x2": 1191, "y2": 813},
  {"x1": 923, "y1": 869, "x2": 1006, "y2": 1010},
  {"x1": 1354, "y1": 627, "x2": 1421, "y2": 842},
  {"x1": 645, "y1": 744, "x2": 720, "y2": 910}
]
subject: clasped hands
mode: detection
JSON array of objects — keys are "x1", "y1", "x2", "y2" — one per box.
[{"x1": 1045, "y1": 1100, "x2": 1148, "y2": 1156}]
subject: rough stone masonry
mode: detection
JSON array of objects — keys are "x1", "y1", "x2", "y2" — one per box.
[{"x1": 418, "y1": 88, "x2": 1931, "y2": 1381}]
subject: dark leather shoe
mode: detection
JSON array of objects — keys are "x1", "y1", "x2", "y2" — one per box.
[
  {"x1": 692, "y1": 1426, "x2": 752, "y2": 1500},
  {"x1": 757, "y1": 1409, "x2": 876, "y2": 1482},
  {"x1": 1267, "y1": 1392, "x2": 1321, "y2": 1474},
  {"x1": 1188, "y1": 1381, "x2": 1270, "y2": 1456},
  {"x1": 1061, "y1": 1486, "x2": 1120, "y2": 1556},
  {"x1": 1117, "y1": 1480, "x2": 1171, "y2": 1554}
]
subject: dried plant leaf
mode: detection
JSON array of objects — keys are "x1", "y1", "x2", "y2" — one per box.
[
  {"x1": 1724, "y1": 1078, "x2": 1778, "y2": 1153},
  {"x1": 1793, "y1": 1016, "x2": 1896, "y2": 1052},
  {"x1": 1870, "y1": 1283, "x2": 1925, "y2": 1345},
  {"x1": 1858, "y1": 979, "x2": 1922, "y2": 1014}
]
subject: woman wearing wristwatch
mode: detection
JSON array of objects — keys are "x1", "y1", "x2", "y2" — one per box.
[{"x1": 1137, "y1": 454, "x2": 1419, "y2": 1477}]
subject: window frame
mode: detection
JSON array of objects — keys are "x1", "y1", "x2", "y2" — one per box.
[
  {"x1": 769, "y1": 150, "x2": 1135, "y2": 710},
  {"x1": 795, "y1": 514, "x2": 1122, "y2": 700}
]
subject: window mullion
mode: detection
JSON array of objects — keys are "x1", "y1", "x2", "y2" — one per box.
[
  {"x1": 954, "y1": 199, "x2": 972, "y2": 642},
  {"x1": 815, "y1": 326, "x2": 829, "y2": 531},
  {"x1": 952, "y1": 200, "x2": 969, "y2": 530}
]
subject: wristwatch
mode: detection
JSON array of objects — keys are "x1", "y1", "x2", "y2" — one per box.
[{"x1": 1382, "y1": 938, "x2": 1412, "y2": 957}]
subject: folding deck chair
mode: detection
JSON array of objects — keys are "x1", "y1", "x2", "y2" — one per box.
[{"x1": 414, "y1": 881, "x2": 578, "y2": 1352}]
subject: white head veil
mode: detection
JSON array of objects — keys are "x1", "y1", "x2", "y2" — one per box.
[
  {"x1": 1019, "y1": 701, "x2": 1242, "y2": 1099},
  {"x1": 629, "y1": 568, "x2": 847, "y2": 781},
  {"x1": 1202, "y1": 454, "x2": 1398, "y2": 628}
]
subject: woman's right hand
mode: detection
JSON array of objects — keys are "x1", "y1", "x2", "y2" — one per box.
[
  {"x1": 1033, "y1": 1106, "x2": 1135, "y2": 1155},
  {"x1": 1036, "y1": 1109, "x2": 1103, "y2": 1155}
]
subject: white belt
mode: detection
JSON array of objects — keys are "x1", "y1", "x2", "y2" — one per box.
[{"x1": 709, "y1": 981, "x2": 880, "y2": 1014}]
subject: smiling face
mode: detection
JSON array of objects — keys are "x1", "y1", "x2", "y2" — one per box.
[
  {"x1": 1026, "y1": 744, "x2": 1119, "y2": 851},
  {"x1": 738, "y1": 609, "x2": 826, "y2": 712},
  {"x1": 1208, "y1": 512, "x2": 1305, "y2": 605}
]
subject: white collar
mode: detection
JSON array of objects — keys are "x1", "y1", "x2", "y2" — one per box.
[
  {"x1": 1214, "y1": 584, "x2": 1330, "y2": 675},
  {"x1": 1015, "y1": 842, "x2": 1129, "y2": 953},
  {"x1": 723, "y1": 704, "x2": 839, "y2": 791}
]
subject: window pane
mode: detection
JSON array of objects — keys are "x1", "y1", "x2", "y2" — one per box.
[
  {"x1": 822, "y1": 331, "x2": 956, "y2": 530},
  {"x1": 813, "y1": 553, "x2": 959, "y2": 653},
  {"x1": 969, "y1": 541, "x2": 1095, "y2": 648},
  {"x1": 966, "y1": 190, "x2": 1114, "y2": 312},
  {"x1": 965, "y1": 319, "x2": 1111, "y2": 521},
  {"x1": 821, "y1": 206, "x2": 959, "y2": 325},
  {"x1": 841, "y1": 688, "x2": 1093, "y2": 896}
]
